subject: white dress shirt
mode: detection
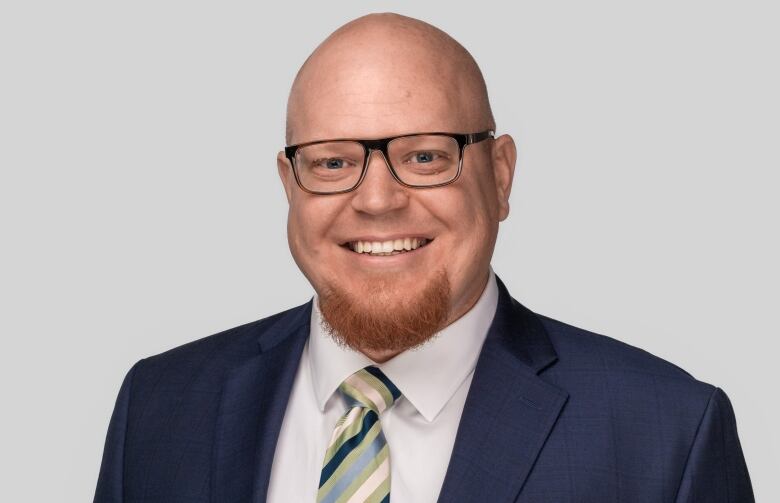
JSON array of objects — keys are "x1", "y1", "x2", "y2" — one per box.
[{"x1": 266, "y1": 269, "x2": 498, "y2": 503}]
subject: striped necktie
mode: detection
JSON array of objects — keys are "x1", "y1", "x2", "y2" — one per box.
[{"x1": 317, "y1": 366, "x2": 402, "y2": 503}]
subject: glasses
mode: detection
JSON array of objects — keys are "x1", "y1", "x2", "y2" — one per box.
[{"x1": 284, "y1": 130, "x2": 494, "y2": 195}]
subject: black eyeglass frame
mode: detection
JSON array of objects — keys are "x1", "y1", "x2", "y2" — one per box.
[{"x1": 283, "y1": 130, "x2": 495, "y2": 195}]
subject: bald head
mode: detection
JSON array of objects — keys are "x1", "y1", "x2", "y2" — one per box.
[{"x1": 285, "y1": 13, "x2": 495, "y2": 145}]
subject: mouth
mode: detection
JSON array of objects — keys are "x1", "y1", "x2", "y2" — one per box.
[{"x1": 339, "y1": 237, "x2": 434, "y2": 256}]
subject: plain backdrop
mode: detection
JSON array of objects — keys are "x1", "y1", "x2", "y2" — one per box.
[{"x1": 1, "y1": 1, "x2": 777, "y2": 501}]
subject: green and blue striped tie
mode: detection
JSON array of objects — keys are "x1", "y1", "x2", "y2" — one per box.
[{"x1": 317, "y1": 366, "x2": 402, "y2": 503}]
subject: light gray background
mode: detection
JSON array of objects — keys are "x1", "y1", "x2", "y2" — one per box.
[{"x1": 1, "y1": 1, "x2": 777, "y2": 501}]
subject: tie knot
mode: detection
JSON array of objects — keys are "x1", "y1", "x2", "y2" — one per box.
[{"x1": 338, "y1": 366, "x2": 402, "y2": 414}]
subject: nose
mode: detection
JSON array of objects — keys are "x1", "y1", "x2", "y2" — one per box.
[{"x1": 349, "y1": 149, "x2": 409, "y2": 215}]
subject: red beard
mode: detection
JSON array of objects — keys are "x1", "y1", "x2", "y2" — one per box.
[{"x1": 318, "y1": 268, "x2": 451, "y2": 354}]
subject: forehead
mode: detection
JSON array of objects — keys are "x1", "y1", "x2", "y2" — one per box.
[{"x1": 288, "y1": 47, "x2": 478, "y2": 144}]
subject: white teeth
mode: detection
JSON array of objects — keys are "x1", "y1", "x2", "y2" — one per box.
[{"x1": 347, "y1": 237, "x2": 432, "y2": 255}]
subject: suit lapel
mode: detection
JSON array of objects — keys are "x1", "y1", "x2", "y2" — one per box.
[
  {"x1": 437, "y1": 276, "x2": 569, "y2": 503},
  {"x1": 211, "y1": 301, "x2": 312, "y2": 503}
]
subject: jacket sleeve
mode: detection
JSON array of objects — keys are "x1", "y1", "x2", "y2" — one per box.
[
  {"x1": 674, "y1": 386, "x2": 755, "y2": 502},
  {"x1": 93, "y1": 362, "x2": 139, "y2": 503}
]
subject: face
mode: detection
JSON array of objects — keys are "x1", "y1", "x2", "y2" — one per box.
[{"x1": 277, "y1": 41, "x2": 515, "y2": 356}]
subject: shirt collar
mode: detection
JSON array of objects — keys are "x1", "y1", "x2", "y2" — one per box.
[{"x1": 309, "y1": 268, "x2": 499, "y2": 422}]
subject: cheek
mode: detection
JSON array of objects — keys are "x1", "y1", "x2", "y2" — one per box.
[
  {"x1": 435, "y1": 179, "x2": 496, "y2": 234},
  {"x1": 287, "y1": 195, "x2": 346, "y2": 254},
  {"x1": 422, "y1": 179, "x2": 497, "y2": 272},
  {"x1": 419, "y1": 197, "x2": 487, "y2": 266}
]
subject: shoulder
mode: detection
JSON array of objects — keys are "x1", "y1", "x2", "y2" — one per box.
[
  {"x1": 524, "y1": 312, "x2": 753, "y2": 499},
  {"x1": 127, "y1": 301, "x2": 311, "y2": 395},
  {"x1": 538, "y1": 313, "x2": 697, "y2": 379},
  {"x1": 534, "y1": 312, "x2": 718, "y2": 404}
]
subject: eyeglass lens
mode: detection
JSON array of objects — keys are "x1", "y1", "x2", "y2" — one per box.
[{"x1": 293, "y1": 135, "x2": 460, "y2": 193}]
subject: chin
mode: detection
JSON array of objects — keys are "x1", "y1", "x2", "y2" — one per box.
[{"x1": 318, "y1": 267, "x2": 452, "y2": 353}]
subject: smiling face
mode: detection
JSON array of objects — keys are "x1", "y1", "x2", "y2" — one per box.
[{"x1": 277, "y1": 14, "x2": 516, "y2": 361}]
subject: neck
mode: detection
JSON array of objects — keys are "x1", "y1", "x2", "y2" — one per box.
[{"x1": 361, "y1": 347, "x2": 403, "y2": 364}]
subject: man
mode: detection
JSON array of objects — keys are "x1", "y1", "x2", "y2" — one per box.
[{"x1": 94, "y1": 13, "x2": 754, "y2": 503}]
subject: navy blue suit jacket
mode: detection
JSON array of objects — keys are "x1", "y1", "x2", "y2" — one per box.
[{"x1": 94, "y1": 276, "x2": 754, "y2": 502}]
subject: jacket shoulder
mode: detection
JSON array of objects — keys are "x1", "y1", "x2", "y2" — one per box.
[
  {"x1": 130, "y1": 301, "x2": 311, "y2": 394},
  {"x1": 536, "y1": 313, "x2": 715, "y2": 393}
]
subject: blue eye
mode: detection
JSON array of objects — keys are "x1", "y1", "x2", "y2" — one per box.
[
  {"x1": 324, "y1": 158, "x2": 344, "y2": 170},
  {"x1": 413, "y1": 152, "x2": 436, "y2": 163}
]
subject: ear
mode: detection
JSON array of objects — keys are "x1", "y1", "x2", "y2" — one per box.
[
  {"x1": 277, "y1": 150, "x2": 294, "y2": 204},
  {"x1": 491, "y1": 134, "x2": 517, "y2": 221}
]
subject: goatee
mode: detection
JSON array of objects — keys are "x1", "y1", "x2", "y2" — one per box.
[{"x1": 318, "y1": 268, "x2": 451, "y2": 354}]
